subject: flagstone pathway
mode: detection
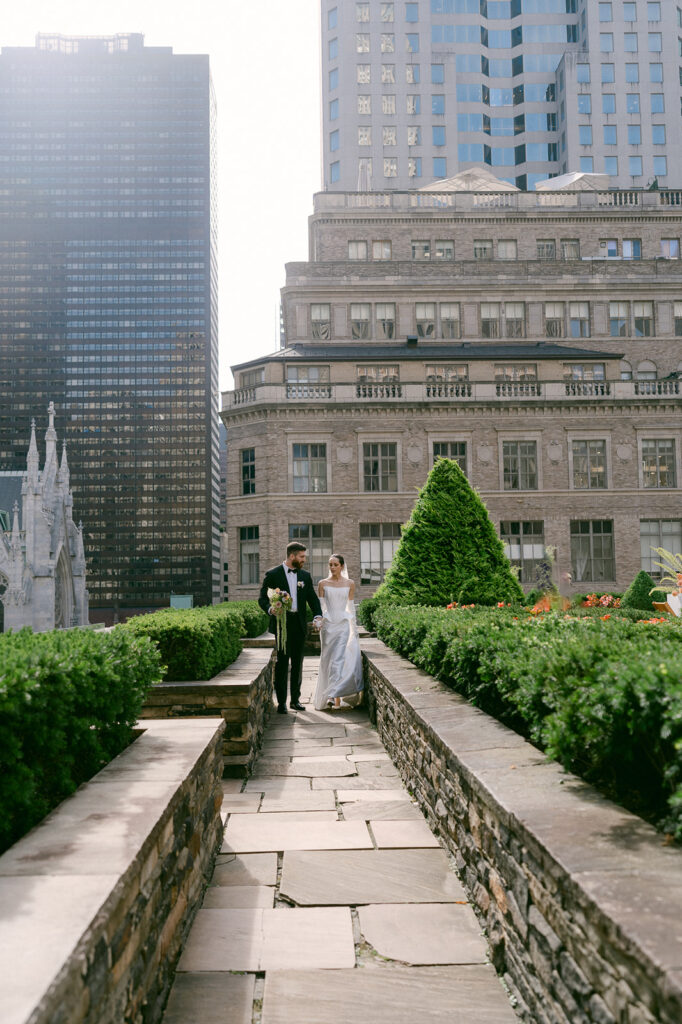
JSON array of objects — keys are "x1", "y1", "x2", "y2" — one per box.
[{"x1": 162, "y1": 658, "x2": 518, "y2": 1024}]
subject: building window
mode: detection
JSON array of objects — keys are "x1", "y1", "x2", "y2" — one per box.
[
  {"x1": 357, "y1": 364, "x2": 400, "y2": 384},
  {"x1": 577, "y1": 63, "x2": 590, "y2": 82},
  {"x1": 609, "y1": 302, "x2": 629, "y2": 336},
  {"x1": 356, "y1": 33, "x2": 370, "y2": 52},
  {"x1": 570, "y1": 521, "x2": 615, "y2": 583},
  {"x1": 381, "y1": 2, "x2": 394, "y2": 21},
  {"x1": 358, "y1": 126, "x2": 372, "y2": 145},
  {"x1": 384, "y1": 158, "x2": 398, "y2": 177},
  {"x1": 623, "y1": 239, "x2": 641, "y2": 260},
  {"x1": 496, "y1": 364, "x2": 537, "y2": 382},
  {"x1": 599, "y1": 3, "x2": 612, "y2": 21},
  {"x1": 661, "y1": 239, "x2": 680, "y2": 259},
  {"x1": 603, "y1": 125, "x2": 617, "y2": 145},
  {"x1": 406, "y1": 64, "x2": 420, "y2": 83},
  {"x1": 536, "y1": 239, "x2": 556, "y2": 260},
  {"x1": 474, "y1": 239, "x2": 493, "y2": 260},
  {"x1": 240, "y1": 367, "x2": 264, "y2": 388},
  {"x1": 498, "y1": 239, "x2": 517, "y2": 259},
  {"x1": 624, "y1": 2, "x2": 636, "y2": 19},
  {"x1": 545, "y1": 302, "x2": 564, "y2": 338},
  {"x1": 407, "y1": 125, "x2": 422, "y2": 145},
  {"x1": 569, "y1": 302, "x2": 590, "y2": 338},
  {"x1": 382, "y1": 94, "x2": 396, "y2": 115},
  {"x1": 405, "y1": 2, "x2": 419, "y2": 21},
  {"x1": 503, "y1": 441, "x2": 538, "y2": 491},
  {"x1": 564, "y1": 363, "x2": 605, "y2": 381},
  {"x1": 481, "y1": 302, "x2": 500, "y2": 338},
  {"x1": 648, "y1": 32, "x2": 662, "y2": 51},
  {"x1": 602, "y1": 238, "x2": 618, "y2": 258},
  {"x1": 427, "y1": 364, "x2": 468, "y2": 384},
  {"x1": 330, "y1": 99, "x2": 339, "y2": 121},
  {"x1": 293, "y1": 443, "x2": 327, "y2": 493},
  {"x1": 328, "y1": 7, "x2": 338, "y2": 29},
  {"x1": 382, "y1": 64, "x2": 396, "y2": 83},
  {"x1": 383, "y1": 126, "x2": 397, "y2": 145},
  {"x1": 561, "y1": 239, "x2": 580, "y2": 259},
  {"x1": 440, "y1": 303, "x2": 460, "y2": 339},
  {"x1": 407, "y1": 94, "x2": 421, "y2": 114},
  {"x1": 435, "y1": 239, "x2": 454, "y2": 260},
  {"x1": 288, "y1": 523, "x2": 333, "y2": 582},
  {"x1": 348, "y1": 240, "x2": 368, "y2": 260},
  {"x1": 604, "y1": 156, "x2": 618, "y2": 175},
  {"x1": 330, "y1": 161, "x2": 340, "y2": 183},
  {"x1": 416, "y1": 302, "x2": 436, "y2": 338},
  {"x1": 286, "y1": 365, "x2": 330, "y2": 397},
  {"x1": 628, "y1": 124, "x2": 641, "y2": 145},
  {"x1": 580, "y1": 157, "x2": 594, "y2": 173},
  {"x1": 330, "y1": 68, "x2": 339, "y2": 90},
  {"x1": 241, "y1": 448, "x2": 255, "y2": 496},
  {"x1": 373, "y1": 240, "x2": 392, "y2": 260},
  {"x1": 311, "y1": 304, "x2": 331, "y2": 341},
  {"x1": 642, "y1": 440, "x2": 676, "y2": 488},
  {"x1": 504, "y1": 302, "x2": 525, "y2": 338},
  {"x1": 376, "y1": 302, "x2": 396, "y2": 339},
  {"x1": 653, "y1": 156, "x2": 667, "y2": 176},
  {"x1": 360, "y1": 523, "x2": 401, "y2": 585},
  {"x1": 629, "y1": 155, "x2": 643, "y2": 176},
  {"x1": 650, "y1": 62, "x2": 663, "y2": 82},
  {"x1": 602, "y1": 93, "x2": 615, "y2": 113},
  {"x1": 578, "y1": 94, "x2": 592, "y2": 114},
  {"x1": 381, "y1": 33, "x2": 395, "y2": 52},
  {"x1": 634, "y1": 301, "x2": 654, "y2": 337},
  {"x1": 356, "y1": 2, "x2": 370, "y2": 20},
  {"x1": 579, "y1": 124, "x2": 593, "y2": 144},
  {"x1": 572, "y1": 441, "x2": 607, "y2": 489},
  {"x1": 329, "y1": 38, "x2": 338, "y2": 60},
  {"x1": 433, "y1": 441, "x2": 467, "y2": 474},
  {"x1": 501, "y1": 521, "x2": 545, "y2": 585},
  {"x1": 408, "y1": 157, "x2": 422, "y2": 177},
  {"x1": 411, "y1": 240, "x2": 430, "y2": 260},
  {"x1": 640, "y1": 520, "x2": 682, "y2": 576},
  {"x1": 431, "y1": 63, "x2": 444, "y2": 83},
  {"x1": 625, "y1": 63, "x2": 639, "y2": 82},
  {"x1": 432, "y1": 125, "x2": 446, "y2": 146},
  {"x1": 357, "y1": 64, "x2": 371, "y2": 84},
  {"x1": 358, "y1": 95, "x2": 371, "y2": 114},
  {"x1": 674, "y1": 302, "x2": 682, "y2": 335},
  {"x1": 600, "y1": 33, "x2": 613, "y2": 51},
  {"x1": 239, "y1": 526, "x2": 259, "y2": 585},
  {"x1": 433, "y1": 157, "x2": 447, "y2": 178},
  {"x1": 351, "y1": 303, "x2": 371, "y2": 339},
  {"x1": 363, "y1": 442, "x2": 398, "y2": 491},
  {"x1": 432, "y1": 94, "x2": 445, "y2": 114}
]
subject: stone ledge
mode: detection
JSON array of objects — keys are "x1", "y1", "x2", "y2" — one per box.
[
  {"x1": 139, "y1": 646, "x2": 275, "y2": 777},
  {"x1": 0, "y1": 718, "x2": 225, "y2": 1024},
  {"x1": 363, "y1": 638, "x2": 682, "y2": 1024}
]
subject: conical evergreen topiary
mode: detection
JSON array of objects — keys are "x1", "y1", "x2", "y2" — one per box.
[
  {"x1": 377, "y1": 458, "x2": 524, "y2": 606},
  {"x1": 621, "y1": 569, "x2": 657, "y2": 611}
]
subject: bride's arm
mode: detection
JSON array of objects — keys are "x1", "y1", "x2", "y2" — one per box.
[
  {"x1": 317, "y1": 580, "x2": 325, "y2": 598},
  {"x1": 348, "y1": 581, "x2": 355, "y2": 600}
]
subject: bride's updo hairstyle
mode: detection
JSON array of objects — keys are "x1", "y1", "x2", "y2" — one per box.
[{"x1": 329, "y1": 553, "x2": 345, "y2": 567}]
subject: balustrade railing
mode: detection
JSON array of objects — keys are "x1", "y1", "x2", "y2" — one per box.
[
  {"x1": 223, "y1": 379, "x2": 679, "y2": 409},
  {"x1": 316, "y1": 188, "x2": 682, "y2": 213}
]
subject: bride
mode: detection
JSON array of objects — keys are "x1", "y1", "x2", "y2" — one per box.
[{"x1": 313, "y1": 553, "x2": 363, "y2": 710}]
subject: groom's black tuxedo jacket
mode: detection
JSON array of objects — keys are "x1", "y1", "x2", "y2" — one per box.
[{"x1": 258, "y1": 564, "x2": 323, "y2": 639}]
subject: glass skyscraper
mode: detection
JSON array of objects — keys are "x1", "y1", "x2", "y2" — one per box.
[
  {"x1": 321, "y1": 0, "x2": 681, "y2": 190},
  {"x1": 0, "y1": 34, "x2": 220, "y2": 621}
]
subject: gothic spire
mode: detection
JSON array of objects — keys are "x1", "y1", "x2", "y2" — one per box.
[
  {"x1": 26, "y1": 418, "x2": 39, "y2": 487},
  {"x1": 44, "y1": 401, "x2": 57, "y2": 471}
]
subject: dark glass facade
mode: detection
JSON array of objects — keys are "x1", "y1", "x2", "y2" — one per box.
[{"x1": 0, "y1": 34, "x2": 220, "y2": 620}]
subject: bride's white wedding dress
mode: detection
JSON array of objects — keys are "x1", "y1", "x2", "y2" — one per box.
[{"x1": 313, "y1": 585, "x2": 363, "y2": 710}]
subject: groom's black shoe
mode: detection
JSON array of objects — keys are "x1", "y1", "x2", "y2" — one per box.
[
  {"x1": 276, "y1": 704, "x2": 288, "y2": 715},
  {"x1": 290, "y1": 702, "x2": 305, "y2": 711}
]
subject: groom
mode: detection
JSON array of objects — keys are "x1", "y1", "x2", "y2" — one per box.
[{"x1": 258, "y1": 542, "x2": 323, "y2": 714}]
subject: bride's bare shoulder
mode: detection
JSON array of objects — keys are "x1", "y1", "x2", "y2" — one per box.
[
  {"x1": 317, "y1": 578, "x2": 328, "y2": 589},
  {"x1": 346, "y1": 578, "x2": 355, "y2": 586}
]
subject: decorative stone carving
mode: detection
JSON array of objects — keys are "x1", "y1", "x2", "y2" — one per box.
[
  {"x1": 406, "y1": 444, "x2": 423, "y2": 465},
  {"x1": 477, "y1": 443, "x2": 494, "y2": 464},
  {"x1": 616, "y1": 444, "x2": 632, "y2": 462},
  {"x1": 546, "y1": 442, "x2": 563, "y2": 463},
  {"x1": 337, "y1": 444, "x2": 353, "y2": 464}
]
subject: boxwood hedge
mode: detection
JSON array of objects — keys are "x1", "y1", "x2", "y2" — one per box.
[
  {"x1": 121, "y1": 600, "x2": 268, "y2": 682},
  {"x1": 371, "y1": 603, "x2": 682, "y2": 838},
  {"x1": 0, "y1": 627, "x2": 162, "y2": 854}
]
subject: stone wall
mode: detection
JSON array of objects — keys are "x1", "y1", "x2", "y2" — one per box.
[
  {"x1": 0, "y1": 719, "x2": 224, "y2": 1024},
  {"x1": 139, "y1": 647, "x2": 274, "y2": 777},
  {"x1": 363, "y1": 639, "x2": 682, "y2": 1024}
]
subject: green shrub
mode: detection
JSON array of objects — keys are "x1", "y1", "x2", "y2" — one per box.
[
  {"x1": 378, "y1": 458, "x2": 523, "y2": 607},
  {"x1": 621, "y1": 571, "x2": 657, "y2": 611},
  {"x1": 357, "y1": 596, "x2": 386, "y2": 631},
  {"x1": 122, "y1": 601, "x2": 266, "y2": 681},
  {"x1": 372, "y1": 604, "x2": 682, "y2": 838},
  {"x1": 0, "y1": 627, "x2": 161, "y2": 853}
]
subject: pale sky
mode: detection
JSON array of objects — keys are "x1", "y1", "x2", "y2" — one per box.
[{"x1": 4, "y1": 0, "x2": 323, "y2": 389}]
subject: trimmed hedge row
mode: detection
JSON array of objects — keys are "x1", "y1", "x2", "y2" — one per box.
[
  {"x1": 0, "y1": 627, "x2": 162, "y2": 854},
  {"x1": 368, "y1": 603, "x2": 682, "y2": 837},
  {"x1": 121, "y1": 601, "x2": 268, "y2": 682}
]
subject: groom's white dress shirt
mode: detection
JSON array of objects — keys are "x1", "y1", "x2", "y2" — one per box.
[{"x1": 282, "y1": 561, "x2": 298, "y2": 612}]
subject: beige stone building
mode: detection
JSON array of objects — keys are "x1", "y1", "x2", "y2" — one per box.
[{"x1": 222, "y1": 176, "x2": 681, "y2": 601}]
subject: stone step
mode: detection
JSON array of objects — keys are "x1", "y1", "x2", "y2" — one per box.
[{"x1": 243, "y1": 630, "x2": 373, "y2": 650}]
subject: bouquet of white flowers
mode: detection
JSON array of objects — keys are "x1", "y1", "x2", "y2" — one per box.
[{"x1": 267, "y1": 587, "x2": 293, "y2": 650}]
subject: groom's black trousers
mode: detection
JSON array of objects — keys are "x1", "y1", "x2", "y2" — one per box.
[{"x1": 274, "y1": 613, "x2": 306, "y2": 707}]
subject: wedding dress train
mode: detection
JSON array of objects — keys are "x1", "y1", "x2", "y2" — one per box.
[{"x1": 313, "y1": 585, "x2": 363, "y2": 710}]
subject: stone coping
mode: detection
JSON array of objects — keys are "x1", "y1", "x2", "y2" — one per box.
[
  {"x1": 154, "y1": 646, "x2": 273, "y2": 689},
  {"x1": 0, "y1": 718, "x2": 224, "y2": 1024},
  {"x1": 362, "y1": 639, "x2": 682, "y2": 1021}
]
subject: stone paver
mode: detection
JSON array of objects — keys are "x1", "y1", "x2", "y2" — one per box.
[
  {"x1": 261, "y1": 967, "x2": 518, "y2": 1024},
  {"x1": 162, "y1": 657, "x2": 516, "y2": 1023},
  {"x1": 163, "y1": 973, "x2": 255, "y2": 1024},
  {"x1": 357, "y1": 903, "x2": 488, "y2": 964}
]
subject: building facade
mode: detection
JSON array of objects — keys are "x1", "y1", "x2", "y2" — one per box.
[
  {"x1": 321, "y1": 0, "x2": 682, "y2": 191},
  {"x1": 0, "y1": 33, "x2": 220, "y2": 623},
  {"x1": 0, "y1": 404, "x2": 89, "y2": 632},
  {"x1": 222, "y1": 179, "x2": 681, "y2": 601}
]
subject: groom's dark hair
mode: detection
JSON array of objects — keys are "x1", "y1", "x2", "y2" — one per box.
[{"x1": 286, "y1": 542, "x2": 307, "y2": 556}]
